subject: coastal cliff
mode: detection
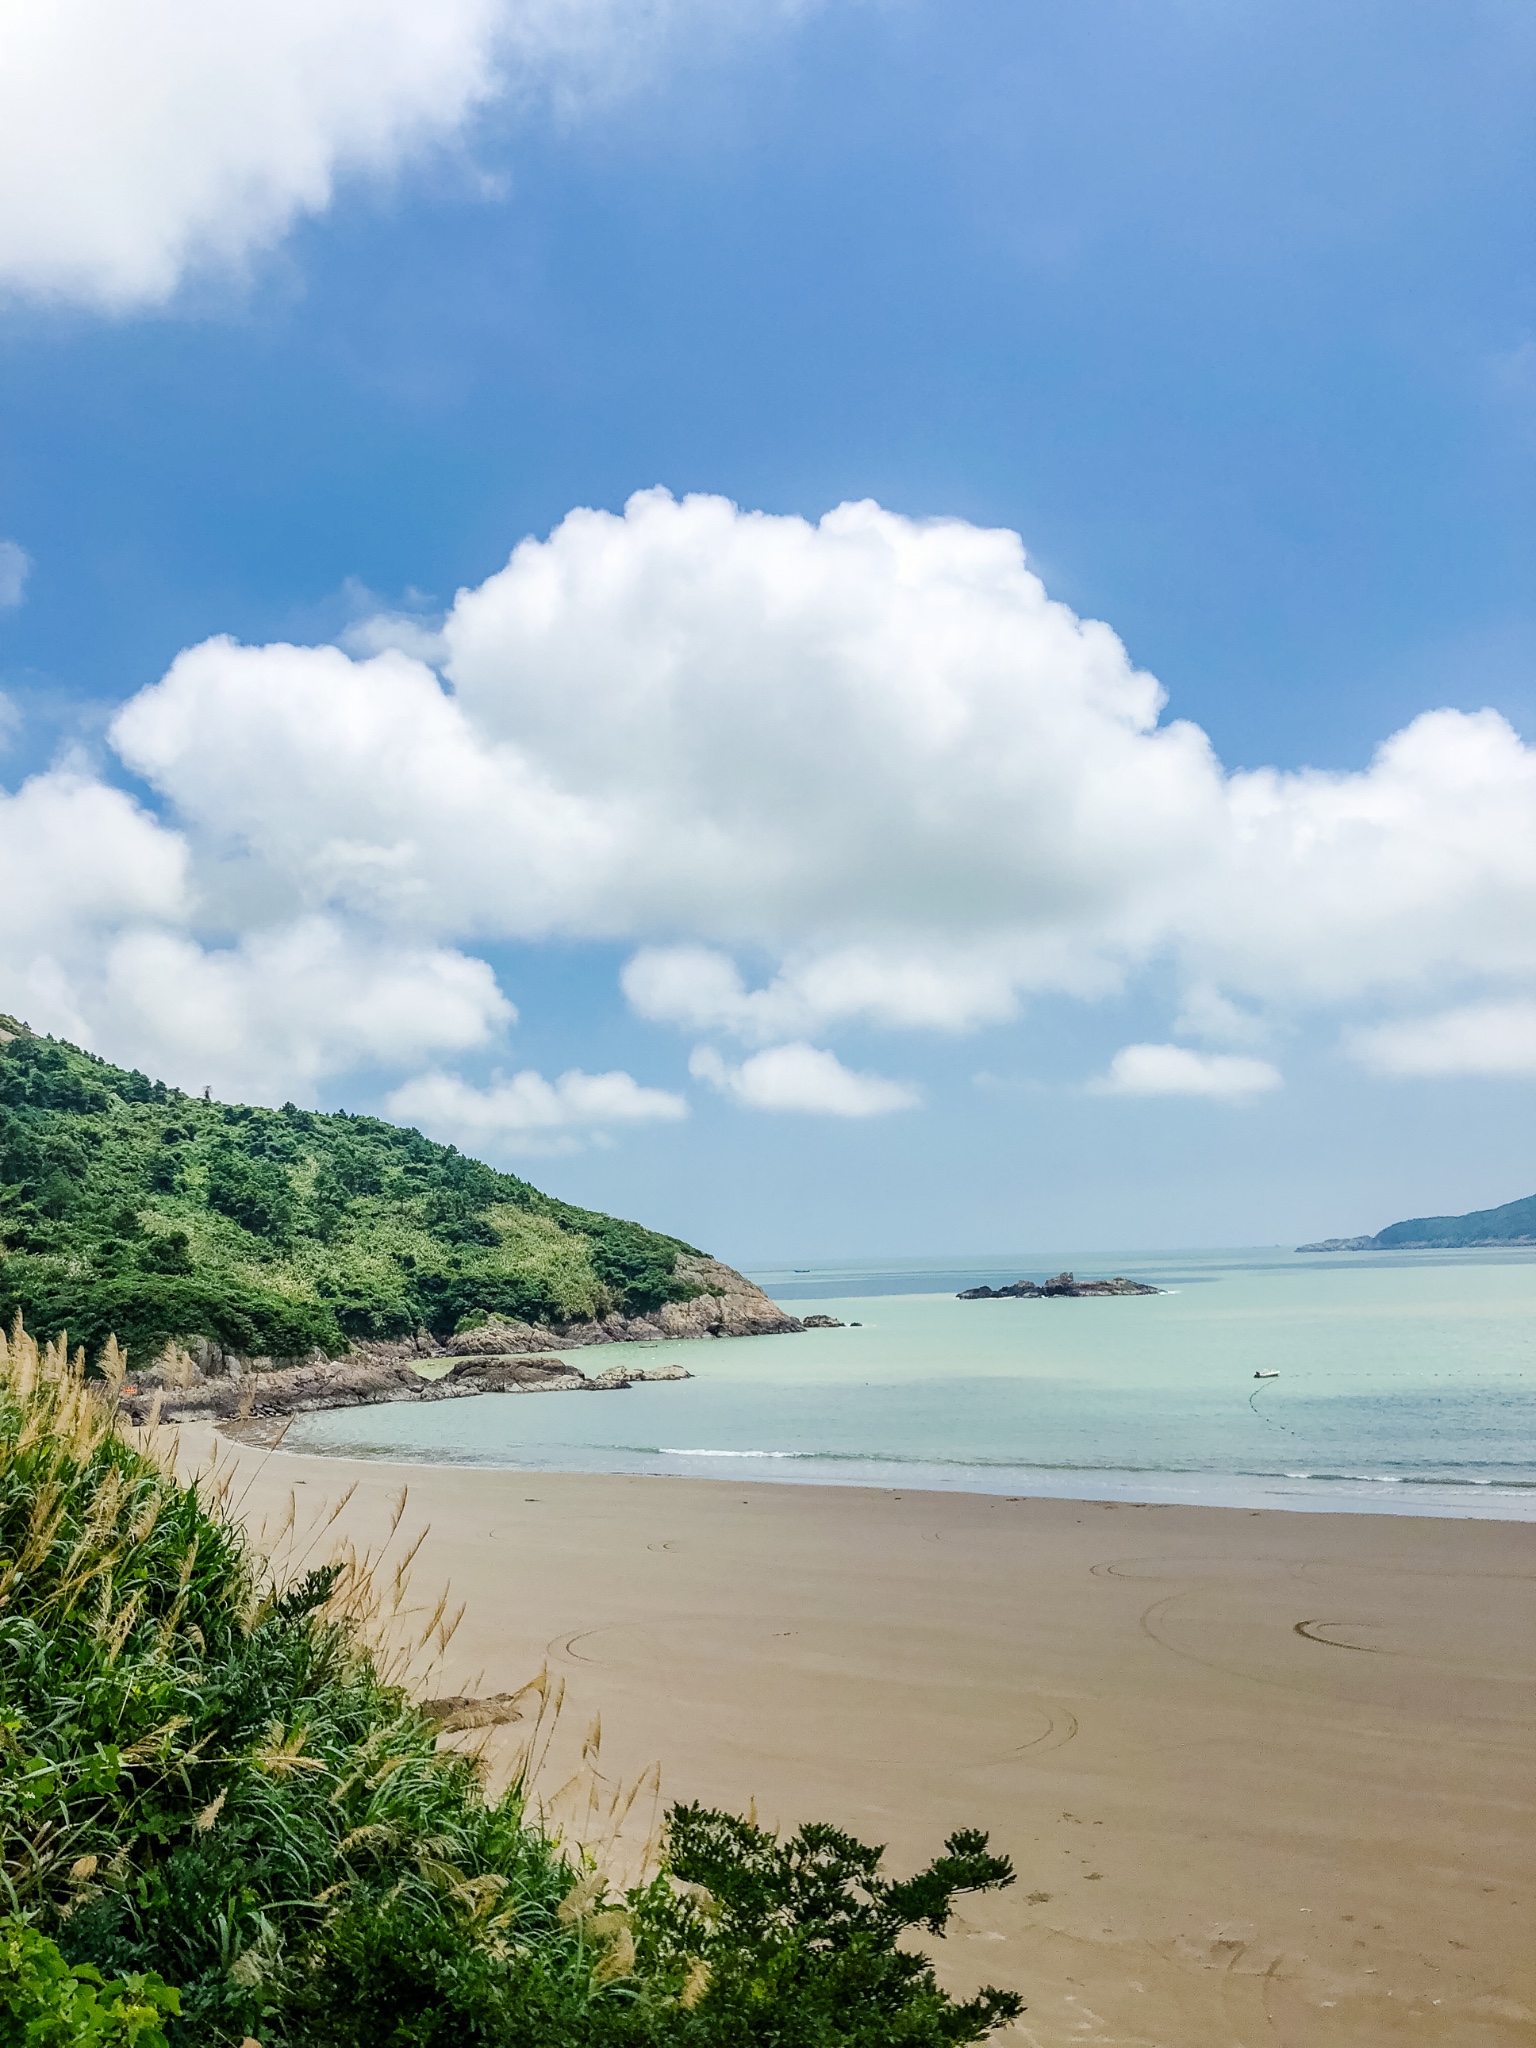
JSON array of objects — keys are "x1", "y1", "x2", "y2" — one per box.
[
  {"x1": 429, "y1": 1254, "x2": 801, "y2": 1350},
  {"x1": 117, "y1": 1255, "x2": 801, "y2": 1427},
  {"x1": 119, "y1": 1348, "x2": 700, "y2": 1430},
  {"x1": 0, "y1": 1022, "x2": 800, "y2": 1414}
]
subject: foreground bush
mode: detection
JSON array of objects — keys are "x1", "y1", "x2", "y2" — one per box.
[
  {"x1": 0, "y1": 1919, "x2": 179, "y2": 2048},
  {"x1": 0, "y1": 1320, "x2": 1024, "y2": 2046}
]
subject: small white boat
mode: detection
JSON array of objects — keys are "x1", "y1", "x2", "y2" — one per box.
[{"x1": 1253, "y1": 1369, "x2": 1280, "y2": 1379}]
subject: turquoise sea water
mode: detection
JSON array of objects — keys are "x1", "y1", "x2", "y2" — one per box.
[{"x1": 282, "y1": 1247, "x2": 1536, "y2": 1519}]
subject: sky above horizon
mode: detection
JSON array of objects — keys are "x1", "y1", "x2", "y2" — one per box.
[{"x1": 1, "y1": 0, "x2": 1533, "y2": 1262}]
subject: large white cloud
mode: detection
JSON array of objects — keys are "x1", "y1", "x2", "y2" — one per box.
[
  {"x1": 0, "y1": 0, "x2": 802, "y2": 309},
  {"x1": 108, "y1": 491, "x2": 1536, "y2": 1047},
  {"x1": 1183, "y1": 708, "x2": 1536, "y2": 1005},
  {"x1": 0, "y1": 768, "x2": 181, "y2": 1053},
  {"x1": 0, "y1": 0, "x2": 505, "y2": 306},
  {"x1": 111, "y1": 634, "x2": 609, "y2": 935},
  {"x1": 96, "y1": 919, "x2": 513, "y2": 1100},
  {"x1": 0, "y1": 770, "x2": 512, "y2": 1097},
  {"x1": 110, "y1": 493, "x2": 1225, "y2": 970},
  {"x1": 0, "y1": 770, "x2": 189, "y2": 959},
  {"x1": 8, "y1": 489, "x2": 1535, "y2": 1109}
]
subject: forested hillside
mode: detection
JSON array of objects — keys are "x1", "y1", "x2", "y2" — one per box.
[
  {"x1": 1372, "y1": 1190, "x2": 1536, "y2": 1247},
  {"x1": 0, "y1": 1018, "x2": 703, "y2": 1362},
  {"x1": 1301, "y1": 1188, "x2": 1536, "y2": 1252}
]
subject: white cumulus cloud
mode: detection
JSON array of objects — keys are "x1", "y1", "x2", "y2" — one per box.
[
  {"x1": 0, "y1": 0, "x2": 505, "y2": 307},
  {"x1": 689, "y1": 1042, "x2": 920, "y2": 1116},
  {"x1": 96, "y1": 918, "x2": 514, "y2": 1101},
  {"x1": 0, "y1": 766, "x2": 513, "y2": 1094},
  {"x1": 622, "y1": 943, "x2": 1032, "y2": 1041},
  {"x1": 1185, "y1": 707, "x2": 1536, "y2": 1006},
  {"x1": 0, "y1": 1, "x2": 807, "y2": 309},
  {"x1": 6, "y1": 489, "x2": 1535, "y2": 1110},
  {"x1": 1091, "y1": 1044, "x2": 1283, "y2": 1100},
  {"x1": 107, "y1": 490, "x2": 1536, "y2": 1058},
  {"x1": 386, "y1": 1064, "x2": 687, "y2": 1153},
  {"x1": 1348, "y1": 1001, "x2": 1536, "y2": 1079},
  {"x1": 0, "y1": 770, "x2": 189, "y2": 955},
  {"x1": 106, "y1": 492, "x2": 1228, "y2": 973}
]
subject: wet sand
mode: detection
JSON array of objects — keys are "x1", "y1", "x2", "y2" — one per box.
[{"x1": 189, "y1": 1429, "x2": 1535, "y2": 2048}]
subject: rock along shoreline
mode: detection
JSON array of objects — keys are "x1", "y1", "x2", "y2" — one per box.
[{"x1": 118, "y1": 1255, "x2": 802, "y2": 1432}]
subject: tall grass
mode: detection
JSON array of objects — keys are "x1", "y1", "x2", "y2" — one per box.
[{"x1": 1, "y1": 1318, "x2": 1024, "y2": 2046}]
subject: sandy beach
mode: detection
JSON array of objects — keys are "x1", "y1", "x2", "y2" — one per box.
[{"x1": 187, "y1": 1427, "x2": 1534, "y2": 2048}]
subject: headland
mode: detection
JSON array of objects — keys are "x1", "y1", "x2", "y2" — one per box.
[{"x1": 119, "y1": 1255, "x2": 798, "y2": 1429}]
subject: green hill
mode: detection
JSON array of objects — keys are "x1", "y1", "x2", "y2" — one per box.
[
  {"x1": 0, "y1": 1016, "x2": 704, "y2": 1364},
  {"x1": 1371, "y1": 1190, "x2": 1536, "y2": 1248},
  {"x1": 1298, "y1": 1189, "x2": 1536, "y2": 1252}
]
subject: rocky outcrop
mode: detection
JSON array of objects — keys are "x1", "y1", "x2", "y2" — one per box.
[
  {"x1": 119, "y1": 1350, "x2": 696, "y2": 1429},
  {"x1": 438, "y1": 1255, "x2": 801, "y2": 1353},
  {"x1": 958, "y1": 1271, "x2": 1159, "y2": 1299},
  {"x1": 115, "y1": 1254, "x2": 794, "y2": 1428},
  {"x1": 136, "y1": 1256, "x2": 797, "y2": 1382}
]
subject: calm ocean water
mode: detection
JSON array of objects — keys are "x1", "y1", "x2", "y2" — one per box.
[{"x1": 283, "y1": 1246, "x2": 1536, "y2": 1519}]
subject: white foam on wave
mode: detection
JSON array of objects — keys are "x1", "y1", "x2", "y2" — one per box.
[{"x1": 659, "y1": 1447, "x2": 802, "y2": 1459}]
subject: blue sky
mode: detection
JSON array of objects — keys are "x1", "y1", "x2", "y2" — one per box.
[{"x1": 1, "y1": 0, "x2": 1532, "y2": 1260}]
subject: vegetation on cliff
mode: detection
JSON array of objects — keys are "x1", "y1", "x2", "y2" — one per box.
[
  {"x1": 1298, "y1": 1188, "x2": 1536, "y2": 1252},
  {"x1": 0, "y1": 1321, "x2": 1025, "y2": 2046},
  {"x1": 0, "y1": 1019, "x2": 704, "y2": 1365},
  {"x1": 1371, "y1": 1189, "x2": 1536, "y2": 1247}
]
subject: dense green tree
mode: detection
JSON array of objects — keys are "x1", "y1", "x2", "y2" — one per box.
[{"x1": 0, "y1": 1021, "x2": 703, "y2": 1364}]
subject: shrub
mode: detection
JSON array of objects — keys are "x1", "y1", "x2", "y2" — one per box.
[
  {"x1": 607, "y1": 1809, "x2": 1025, "y2": 2047},
  {"x1": 0, "y1": 1919, "x2": 179, "y2": 2048},
  {"x1": 204, "y1": 1145, "x2": 295, "y2": 1242},
  {"x1": 0, "y1": 1319, "x2": 1024, "y2": 2047},
  {"x1": 0, "y1": 1272, "x2": 342, "y2": 1363}
]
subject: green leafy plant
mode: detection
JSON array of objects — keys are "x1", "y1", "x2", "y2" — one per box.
[
  {"x1": 0, "y1": 1918, "x2": 179, "y2": 2048},
  {"x1": 606, "y1": 1809, "x2": 1025, "y2": 2046}
]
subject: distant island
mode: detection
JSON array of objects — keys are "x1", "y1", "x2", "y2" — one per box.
[
  {"x1": 1297, "y1": 1190, "x2": 1536, "y2": 1253},
  {"x1": 958, "y1": 1270, "x2": 1159, "y2": 1299}
]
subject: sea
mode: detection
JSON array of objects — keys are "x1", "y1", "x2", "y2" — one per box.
[{"x1": 281, "y1": 1246, "x2": 1536, "y2": 1520}]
